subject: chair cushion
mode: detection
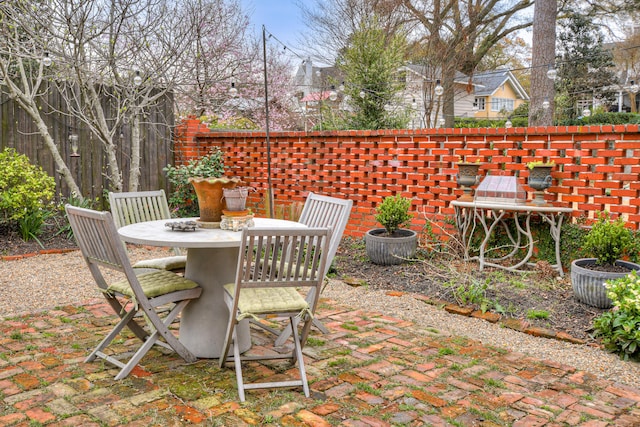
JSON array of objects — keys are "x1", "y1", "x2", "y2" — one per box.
[
  {"x1": 133, "y1": 255, "x2": 187, "y2": 271},
  {"x1": 223, "y1": 283, "x2": 309, "y2": 315},
  {"x1": 108, "y1": 270, "x2": 199, "y2": 298}
]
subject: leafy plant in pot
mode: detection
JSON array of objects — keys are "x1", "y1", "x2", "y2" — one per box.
[
  {"x1": 364, "y1": 195, "x2": 418, "y2": 265},
  {"x1": 570, "y1": 211, "x2": 640, "y2": 308}
]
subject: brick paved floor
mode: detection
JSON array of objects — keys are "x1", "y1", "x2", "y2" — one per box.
[{"x1": 1, "y1": 297, "x2": 639, "y2": 426}]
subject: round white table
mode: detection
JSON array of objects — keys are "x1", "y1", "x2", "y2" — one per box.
[{"x1": 117, "y1": 217, "x2": 304, "y2": 358}]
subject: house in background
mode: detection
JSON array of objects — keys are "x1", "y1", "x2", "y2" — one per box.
[
  {"x1": 471, "y1": 69, "x2": 530, "y2": 119},
  {"x1": 293, "y1": 60, "x2": 530, "y2": 129}
]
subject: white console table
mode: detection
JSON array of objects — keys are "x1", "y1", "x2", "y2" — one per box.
[{"x1": 451, "y1": 200, "x2": 574, "y2": 276}]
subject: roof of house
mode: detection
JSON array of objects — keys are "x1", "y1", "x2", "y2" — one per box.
[
  {"x1": 472, "y1": 69, "x2": 530, "y2": 100},
  {"x1": 300, "y1": 91, "x2": 331, "y2": 102}
]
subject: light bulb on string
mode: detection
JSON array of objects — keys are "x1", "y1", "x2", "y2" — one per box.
[
  {"x1": 229, "y1": 82, "x2": 238, "y2": 98},
  {"x1": 582, "y1": 107, "x2": 591, "y2": 117},
  {"x1": 434, "y1": 79, "x2": 444, "y2": 96},
  {"x1": 329, "y1": 86, "x2": 337, "y2": 101},
  {"x1": 411, "y1": 98, "x2": 417, "y2": 110},
  {"x1": 42, "y1": 52, "x2": 52, "y2": 67},
  {"x1": 546, "y1": 65, "x2": 557, "y2": 80},
  {"x1": 438, "y1": 118, "x2": 445, "y2": 127},
  {"x1": 542, "y1": 98, "x2": 550, "y2": 110},
  {"x1": 133, "y1": 71, "x2": 142, "y2": 86},
  {"x1": 339, "y1": 81, "x2": 345, "y2": 91},
  {"x1": 359, "y1": 90, "x2": 366, "y2": 99},
  {"x1": 505, "y1": 119, "x2": 512, "y2": 129},
  {"x1": 630, "y1": 80, "x2": 639, "y2": 94}
]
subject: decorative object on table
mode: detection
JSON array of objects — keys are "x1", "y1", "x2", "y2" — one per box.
[
  {"x1": 364, "y1": 194, "x2": 417, "y2": 265},
  {"x1": 189, "y1": 176, "x2": 243, "y2": 228},
  {"x1": 570, "y1": 211, "x2": 640, "y2": 308},
  {"x1": 526, "y1": 161, "x2": 555, "y2": 205},
  {"x1": 474, "y1": 175, "x2": 526, "y2": 205},
  {"x1": 165, "y1": 220, "x2": 198, "y2": 231},
  {"x1": 219, "y1": 212, "x2": 255, "y2": 231},
  {"x1": 222, "y1": 186, "x2": 250, "y2": 212},
  {"x1": 456, "y1": 162, "x2": 481, "y2": 201}
]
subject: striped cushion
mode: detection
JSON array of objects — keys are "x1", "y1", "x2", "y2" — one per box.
[{"x1": 108, "y1": 270, "x2": 199, "y2": 298}]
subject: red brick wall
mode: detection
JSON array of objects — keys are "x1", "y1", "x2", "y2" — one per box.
[{"x1": 175, "y1": 117, "x2": 640, "y2": 235}]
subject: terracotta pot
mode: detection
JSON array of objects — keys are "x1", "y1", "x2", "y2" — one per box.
[
  {"x1": 189, "y1": 177, "x2": 242, "y2": 223},
  {"x1": 222, "y1": 187, "x2": 249, "y2": 211}
]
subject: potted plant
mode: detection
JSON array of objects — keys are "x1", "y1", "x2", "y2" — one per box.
[
  {"x1": 364, "y1": 195, "x2": 417, "y2": 265},
  {"x1": 570, "y1": 211, "x2": 640, "y2": 308},
  {"x1": 164, "y1": 148, "x2": 244, "y2": 226},
  {"x1": 526, "y1": 161, "x2": 555, "y2": 205}
]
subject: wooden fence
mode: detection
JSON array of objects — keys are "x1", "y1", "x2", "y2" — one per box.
[{"x1": 0, "y1": 85, "x2": 174, "y2": 204}]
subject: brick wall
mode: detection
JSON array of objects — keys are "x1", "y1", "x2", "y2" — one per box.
[{"x1": 175, "y1": 117, "x2": 640, "y2": 236}]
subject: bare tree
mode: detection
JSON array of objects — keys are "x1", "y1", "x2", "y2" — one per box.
[{"x1": 0, "y1": 0, "x2": 256, "y2": 194}]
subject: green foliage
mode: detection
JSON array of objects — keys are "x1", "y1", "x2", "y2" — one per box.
[
  {"x1": 593, "y1": 271, "x2": 640, "y2": 360},
  {"x1": 526, "y1": 309, "x2": 550, "y2": 320},
  {"x1": 163, "y1": 149, "x2": 226, "y2": 217},
  {"x1": 556, "y1": 112, "x2": 640, "y2": 126},
  {"x1": 18, "y1": 208, "x2": 53, "y2": 247},
  {"x1": 55, "y1": 192, "x2": 97, "y2": 239},
  {"x1": 374, "y1": 195, "x2": 412, "y2": 235},
  {"x1": 454, "y1": 117, "x2": 528, "y2": 128},
  {"x1": 536, "y1": 218, "x2": 588, "y2": 270},
  {"x1": 336, "y1": 16, "x2": 409, "y2": 130},
  {"x1": 555, "y1": 13, "x2": 618, "y2": 121},
  {"x1": 0, "y1": 148, "x2": 55, "y2": 223},
  {"x1": 583, "y1": 211, "x2": 632, "y2": 266}
]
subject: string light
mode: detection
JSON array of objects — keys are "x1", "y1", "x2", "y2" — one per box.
[
  {"x1": 542, "y1": 97, "x2": 550, "y2": 110},
  {"x1": 505, "y1": 119, "x2": 512, "y2": 128},
  {"x1": 133, "y1": 71, "x2": 142, "y2": 86},
  {"x1": 434, "y1": 79, "x2": 444, "y2": 96},
  {"x1": 546, "y1": 65, "x2": 557, "y2": 80},
  {"x1": 229, "y1": 82, "x2": 238, "y2": 97},
  {"x1": 329, "y1": 85, "x2": 337, "y2": 101},
  {"x1": 582, "y1": 107, "x2": 591, "y2": 117},
  {"x1": 42, "y1": 52, "x2": 52, "y2": 67}
]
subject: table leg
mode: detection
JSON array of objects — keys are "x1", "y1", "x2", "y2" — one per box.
[{"x1": 179, "y1": 247, "x2": 252, "y2": 358}]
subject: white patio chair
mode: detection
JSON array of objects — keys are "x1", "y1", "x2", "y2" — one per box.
[
  {"x1": 109, "y1": 190, "x2": 187, "y2": 271},
  {"x1": 219, "y1": 226, "x2": 332, "y2": 401},
  {"x1": 269, "y1": 193, "x2": 352, "y2": 345},
  {"x1": 65, "y1": 205, "x2": 202, "y2": 380}
]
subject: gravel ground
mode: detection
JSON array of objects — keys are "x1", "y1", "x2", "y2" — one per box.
[{"x1": 3, "y1": 247, "x2": 640, "y2": 388}]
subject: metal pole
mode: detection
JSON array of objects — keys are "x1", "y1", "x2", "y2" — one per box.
[{"x1": 262, "y1": 25, "x2": 274, "y2": 218}]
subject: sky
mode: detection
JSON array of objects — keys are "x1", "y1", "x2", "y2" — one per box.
[{"x1": 239, "y1": 0, "x2": 307, "y2": 49}]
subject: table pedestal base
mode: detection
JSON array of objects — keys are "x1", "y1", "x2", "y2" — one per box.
[{"x1": 180, "y1": 247, "x2": 251, "y2": 358}]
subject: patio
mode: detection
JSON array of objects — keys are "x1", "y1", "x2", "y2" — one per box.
[{"x1": 2, "y1": 286, "x2": 640, "y2": 425}]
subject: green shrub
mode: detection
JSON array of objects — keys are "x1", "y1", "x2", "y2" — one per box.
[
  {"x1": 583, "y1": 211, "x2": 632, "y2": 266},
  {"x1": 593, "y1": 271, "x2": 640, "y2": 360},
  {"x1": 18, "y1": 208, "x2": 53, "y2": 247},
  {"x1": 163, "y1": 149, "x2": 226, "y2": 217},
  {"x1": 0, "y1": 148, "x2": 55, "y2": 223},
  {"x1": 374, "y1": 194, "x2": 412, "y2": 235}
]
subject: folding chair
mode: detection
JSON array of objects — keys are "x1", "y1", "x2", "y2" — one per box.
[
  {"x1": 219, "y1": 227, "x2": 332, "y2": 401},
  {"x1": 65, "y1": 205, "x2": 202, "y2": 380},
  {"x1": 109, "y1": 190, "x2": 187, "y2": 271},
  {"x1": 270, "y1": 193, "x2": 352, "y2": 345}
]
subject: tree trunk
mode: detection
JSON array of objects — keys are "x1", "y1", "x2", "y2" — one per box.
[
  {"x1": 129, "y1": 112, "x2": 142, "y2": 192},
  {"x1": 529, "y1": 0, "x2": 557, "y2": 127}
]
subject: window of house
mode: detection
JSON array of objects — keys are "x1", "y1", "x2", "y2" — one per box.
[
  {"x1": 491, "y1": 98, "x2": 514, "y2": 112},
  {"x1": 474, "y1": 97, "x2": 486, "y2": 111}
]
